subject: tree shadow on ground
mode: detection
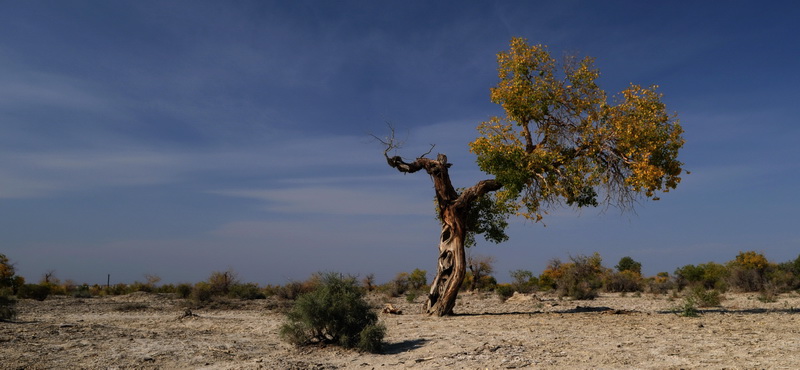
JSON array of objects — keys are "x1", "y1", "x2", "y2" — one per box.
[
  {"x1": 452, "y1": 311, "x2": 543, "y2": 317},
  {"x1": 656, "y1": 308, "x2": 800, "y2": 315},
  {"x1": 382, "y1": 338, "x2": 428, "y2": 355}
]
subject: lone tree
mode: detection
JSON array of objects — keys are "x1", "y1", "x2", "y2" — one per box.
[{"x1": 377, "y1": 37, "x2": 685, "y2": 316}]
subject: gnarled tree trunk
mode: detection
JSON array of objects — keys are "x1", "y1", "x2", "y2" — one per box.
[
  {"x1": 426, "y1": 206, "x2": 468, "y2": 315},
  {"x1": 383, "y1": 150, "x2": 500, "y2": 316}
]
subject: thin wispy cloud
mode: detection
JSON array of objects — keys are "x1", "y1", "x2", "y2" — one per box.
[
  {"x1": 212, "y1": 186, "x2": 432, "y2": 217},
  {"x1": 2, "y1": 2, "x2": 800, "y2": 285}
]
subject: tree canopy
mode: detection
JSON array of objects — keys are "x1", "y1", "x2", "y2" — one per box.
[
  {"x1": 469, "y1": 37, "x2": 684, "y2": 225},
  {"x1": 380, "y1": 37, "x2": 685, "y2": 316}
]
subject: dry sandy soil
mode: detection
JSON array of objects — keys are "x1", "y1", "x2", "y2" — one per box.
[{"x1": 2, "y1": 290, "x2": 800, "y2": 369}]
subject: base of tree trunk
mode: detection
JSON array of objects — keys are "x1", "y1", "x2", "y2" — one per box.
[{"x1": 425, "y1": 223, "x2": 466, "y2": 316}]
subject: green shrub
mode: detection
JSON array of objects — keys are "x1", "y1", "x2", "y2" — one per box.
[
  {"x1": 675, "y1": 262, "x2": 728, "y2": 291},
  {"x1": 105, "y1": 283, "x2": 131, "y2": 296},
  {"x1": 191, "y1": 282, "x2": 214, "y2": 302},
  {"x1": 674, "y1": 295, "x2": 700, "y2": 317},
  {"x1": 208, "y1": 269, "x2": 238, "y2": 296},
  {"x1": 557, "y1": 253, "x2": 607, "y2": 300},
  {"x1": 18, "y1": 284, "x2": 50, "y2": 301},
  {"x1": 176, "y1": 283, "x2": 193, "y2": 299},
  {"x1": 361, "y1": 274, "x2": 376, "y2": 292},
  {"x1": 280, "y1": 272, "x2": 385, "y2": 353},
  {"x1": 277, "y1": 280, "x2": 316, "y2": 300},
  {"x1": 646, "y1": 272, "x2": 675, "y2": 294},
  {"x1": 405, "y1": 290, "x2": 419, "y2": 303},
  {"x1": 509, "y1": 269, "x2": 538, "y2": 294},
  {"x1": 72, "y1": 284, "x2": 92, "y2": 298},
  {"x1": 229, "y1": 283, "x2": 266, "y2": 300},
  {"x1": 495, "y1": 283, "x2": 515, "y2": 302},
  {"x1": 604, "y1": 270, "x2": 644, "y2": 293},
  {"x1": 0, "y1": 291, "x2": 16, "y2": 321},
  {"x1": 688, "y1": 286, "x2": 722, "y2": 307},
  {"x1": 615, "y1": 256, "x2": 642, "y2": 275},
  {"x1": 387, "y1": 272, "x2": 409, "y2": 297},
  {"x1": 408, "y1": 269, "x2": 427, "y2": 290}
]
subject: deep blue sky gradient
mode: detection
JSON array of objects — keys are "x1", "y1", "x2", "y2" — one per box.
[{"x1": 2, "y1": 1, "x2": 799, "y2": 285}]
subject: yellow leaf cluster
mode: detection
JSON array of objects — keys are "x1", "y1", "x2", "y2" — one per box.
[{"x1": 469, "y1": 37, "x2": 685, "y2": 220}]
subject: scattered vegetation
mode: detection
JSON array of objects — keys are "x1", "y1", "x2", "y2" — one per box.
[
  {"x1": 466, "y1": 254, "x2": 496, "y2": 292},
  {"x1": 17, "y1": 284, "x2": 50, "y2": 301},
  {"x1": 0, "y1": 254, "x2": 20, "y2": 321},
  {"x1": 3, "y1": 249, "x2": 800, "y2": 323},
  {"x1": 280, "y1": 272, "x2": 385, "y2": 353},
  {"x1": 509, "y1": 269, "x2": 538, "y2": 294},
  {"x1": 555, "y1": 253, "x2": 607, "y2": 300},
  {"x1": 494, "y1": 283, "x2": 516, "y2": 302}
]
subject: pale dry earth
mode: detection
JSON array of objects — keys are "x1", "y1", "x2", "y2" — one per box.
[{"x1": 2, "y1": 291, "x2": 800, "y2": 369}]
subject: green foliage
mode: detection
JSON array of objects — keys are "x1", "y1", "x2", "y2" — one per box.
[
  {"x1": 18, "y1": 284, "x2": 51, "y2": 301},
  {"x1": 674, "y1": 296, "x2": 699, "y2": 317},
  {"x1": 463, "y1": 192, "x2": 510, "y2": 247},
  {"x1": 72, "y1": 284, "x2": 92, "y2": 298},
  {"x1": 556, "y1": 253, "x2": 608, "y2": 300},
  {"x1": 276, "y1": 280, "x2": 318, "y2": 301},
  {"x1": 0, "y1": 291, "x2": 16, "y2": 321},
  {"x1": 362, "y1": 273, "x2": 376, "y2": 292},
  {"x1": 463, "y1": 272, "x2": 498, "y2": 292},
  {"x1": 207, "y1": 269, "x2": 238, "y2": 296},
  {"x1": 726, "y1": 251, "x2": 774, "y2": 292},
  {"x1": 229, "y1": 283, "x2": 266, "y2": 300},
  {"x1": 495, "y1": 283, "x2": 516, "y2": 302},
  {"x1": 674, "y1": 262, "x2": 728, "y2": 291},
  {"x1": 687, "y1": 286, "x2": 723, "y2": 307},
  {"x1": 280, "y1": 272, "x2": 385, "y2": 353},
  {"x1": 191, "y1": 282, "x2": 214, "y2": 303},
  {"x1": 385, "y1": 272, "x2": 409, "y2": 297},
  {"x1": 646, "y1": 272, "x2": 675, "y2": 294},
  {"x1": 615, "y1": 257, "x2": 642, "y2": 275},
  {"x1": 604, "y1": 270, "x2": 644, "y2": 293},
  {"x1": 408, "y1": 269, "x2": 428, "y2": 290},
  {"x1": 0, "y1": 254, "x2": 24, "y2": 294},
  {"x1": 467, "y1": 254, "x2": 496, "y2": 291},
  {"x1": 509, "y1": 269, "x2": 538, "y2": 293},
  {"x1": 176, "y1": 283, "x2": 193, "y2": 299},
  {"x1": 469, "y1": 38, "x2": 685, "y2": 223}
]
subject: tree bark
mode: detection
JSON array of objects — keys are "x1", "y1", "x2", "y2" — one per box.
[
  {"x1": 384, "y1": 152, "x2": 501, "y2": 316},
  {"x1": 426, "y1": 206, "x2": 468, "y2": 316}
]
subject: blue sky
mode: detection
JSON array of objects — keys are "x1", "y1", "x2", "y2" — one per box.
[{"x1": 2, "y1": 1, "x2": 799, "y2": 286}]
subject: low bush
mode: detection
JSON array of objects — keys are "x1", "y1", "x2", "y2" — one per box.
[
  {"x1": 557, "y1": 253, "x2": 607, "y2": 300},
  {"x1": 674, "y1": 295, "x2": 700, "y2": 317},
  {"x1": 191, "y1": 282, "x2": 214, "y2": 303},
  {"x1": 495, "y1": 283, "x2": 515, "y2": 302},
  {"x1": 18, "y1": 284, "x2": 50, "y2": 301},
  {"x1": 176, "y1": 283, "x2": 193, "y2": 299},
  {"x1": 604, "y1": 270, "x2": 644, "y2": 293},
  {"x1": 688, "y1": 286, "x2": 723, "y2": 307},
  {"x1": 509, "y1": 269, "x2": 538, "y2": 294},
  {"x1": 646, "y1": 272, "x2": 675, "y2": 295},
  {"x1": 72, "y1": 284, "x2": 92, "y2": 298},
  {"x1": 280, "y1": 272, "x2": 385, "y2": 353},
  {"x1": 0, "y1": 289, "x2": 16, "y2": 321},
  {"x1": 276, "y1": 280, "x2": 316, "y2": 300},
  {"x1": 229, "y1": 283, "x2": 266, "y2": 300},
  {"x1": 386, "y1": 272, "x2": 409, "y2": 297}
]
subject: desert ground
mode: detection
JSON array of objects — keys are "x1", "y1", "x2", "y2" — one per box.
[{"x1": 2, "y1": 291, "x2": 800, "y2": 369}]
